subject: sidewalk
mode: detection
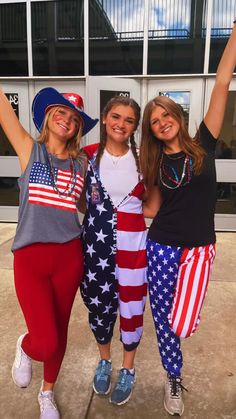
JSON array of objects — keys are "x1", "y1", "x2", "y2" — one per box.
[{"x1": 0, "y1": 223, "x2": 236, "y2": 419}]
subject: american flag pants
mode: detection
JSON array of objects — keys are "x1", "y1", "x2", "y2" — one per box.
[{"x1": 147, "y1": 239, "x2": 216, "y2": 377}]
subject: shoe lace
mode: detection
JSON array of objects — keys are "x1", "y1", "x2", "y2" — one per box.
[
  {"x1": 116, "y1": 370, "x2": 133, "y2": 391},
  {"x1": 40, "y1": 392, "x2": 57, "y2": 412},
  {"x1": 16, "y1": 347, "x2": 31, "y2": 368},
  {"x1": 168, "y1": 376, "x2": 188, "y2": 398},
  {"x1": 97, "y1": 361, "x2": 110, "y2": 382}
]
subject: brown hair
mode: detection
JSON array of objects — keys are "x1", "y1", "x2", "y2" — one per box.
[
  {"x1": 95, "y1": 96, "x2": 141, "y2": 172},
  {"x1": 38, "y1": 106, "x2": 83, "y2": 159},
  {"x1": 140, "y1": 95, "x2": 206, "y2": 189}
]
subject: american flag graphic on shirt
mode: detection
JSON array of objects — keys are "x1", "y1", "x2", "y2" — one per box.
[{"x1": 28, "y1": 161, "x2": 84, "y2": 212}]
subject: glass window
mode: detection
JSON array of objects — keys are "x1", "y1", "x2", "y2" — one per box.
[
  {"x1": 209, "y1": 0, "x2": 235, "y2": 73},
  {"x1": 0, "y1": 2, "x2": 28, "y2": 76},
  {"x1": 89, "y1": 0, "x2": 144, "y2": 75},
  {"x1": 148, "y1": 0, "x2": 206, "y2": 74},
  {"x1": 32, "y1": 0, "x2": 84, "y2": 76},
  {"x1": 216, "y1": 92, "x2": 236, "y2": 159},
  {"x1": 216, "y1": 182, "x2": 236, "y2": 213},
  {"x1": 0, "y1": 93, "x2": 19, "y2": 156},
  {"x1": 0, "y1": 177, "x2": 19, "y2": 206}
]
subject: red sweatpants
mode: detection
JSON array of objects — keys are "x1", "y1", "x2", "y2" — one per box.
[{"x1": 14, "y1": 238, "x2": 83, "y2": 383}]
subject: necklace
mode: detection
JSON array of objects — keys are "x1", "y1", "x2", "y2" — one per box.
[
  {"x1": 105, "y1": 147, "x2": 129, "y2": 167},
  {"x1": 105, "y1": 146, "x2": 129, "y2": 157},
  {"x1": 109, "y1": 154, "x2": 123, "y2": 166},
  {"x1": 47, "y1": 153, "x2": 77, "y2": 197},
  {"x1": 164, "y1": 152, "x2": 185, "y2": 160},
  {"x1": 159, "y1": 152, "x2": 193, "y2": 189},
  {"x1": 48, "y1": 153, "x2": 77, "y2": 196},
  {"x1": 46, "y1": 146, "x2": 69, "y2": 159}
]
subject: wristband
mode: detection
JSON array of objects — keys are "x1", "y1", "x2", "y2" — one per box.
[{"x1": 234, "y1": 19, "x2": 236, "y2": 24}]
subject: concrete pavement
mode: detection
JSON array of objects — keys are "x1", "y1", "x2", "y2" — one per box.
[{"x1": 0, "y1": 223, "x2": 236, "y2": 419}]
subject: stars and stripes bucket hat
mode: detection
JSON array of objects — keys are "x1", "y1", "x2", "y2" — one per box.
[{"x1": 32, "y1": 87, "x2": 98, "y2": 136}]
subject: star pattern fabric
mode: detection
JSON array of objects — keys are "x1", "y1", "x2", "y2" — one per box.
[
  {"x1": 80, "y1": 160, "x2": 118, "y2": 344},
  {"x1": 147, "y1": 239, "x2": 183, "y2": 377}
]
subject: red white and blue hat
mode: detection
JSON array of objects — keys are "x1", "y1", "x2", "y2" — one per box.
[{"x1": 32, "y1": 87, "x2": 98, "y2": 136}]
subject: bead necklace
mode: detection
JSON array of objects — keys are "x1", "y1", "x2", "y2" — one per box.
[
  {"x1": 159, "y1": 152, "x2": 193, "y2": 189},
  {"x1": 41, "y1": 144, "x2": 77, "y2": 197},
  {"x1": 48, "y1": 153, "x2": 77, "y2": 197}
]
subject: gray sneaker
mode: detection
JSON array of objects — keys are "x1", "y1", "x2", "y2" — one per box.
[
  {"x1": 93, "y1": 359, "x2": 112, "y2": 395},
  {"x1": 164, "y1": 374, "x2": 186, "y2": 416},
  {"x1": 12, "y1": 334, "x2": 32, "y2": 388},
  {"x1": 38, "y1": 383, "x2": 60, "y2": 419},
  {"x1": 110, "y1": 368, "x2": 135, "y2": 405}
]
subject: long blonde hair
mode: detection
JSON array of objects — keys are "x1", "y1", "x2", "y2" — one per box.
[
  {"x1": 38, "y1": 106, "x2": 84, "y2": 159},
  {"x1": 140, "y1": 96, "x2": 206, "y2": 189}
]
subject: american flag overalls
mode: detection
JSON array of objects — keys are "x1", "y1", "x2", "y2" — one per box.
[{"x1": 80, "y1": 146, "x2": 147, "y2": 351}]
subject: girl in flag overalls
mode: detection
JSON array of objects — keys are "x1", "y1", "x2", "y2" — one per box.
[{"x1": 80, "y1": 96, "x2": 147, "y2": 405}]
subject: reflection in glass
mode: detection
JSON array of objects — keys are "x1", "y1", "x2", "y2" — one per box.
[
  {"x1": 32, "y1": 1, "x2": 84, "y2": 76},
  {"x1": 89, "y1": 0, "x2": 143, "y2": 75},
  {"x1": 216, "y1": 92, "x2": 236, "y2": 159},
  {"x1": 0, "y1": 3, "x2": 28, "y2": 76},
  {"x1": 148, "y1": 0, "x2": 205, "y2": 74},
  {"x1": 0, "y1": 128, "x2": 16, "y2": 156},
  {"x1": 208, "y1": 0, "x2": 234, "y2": 72},
  {"x1": 0, "y1": 178, "x2": 19, "y2": 206},
  {"x1": 216, "y1": 182, "x2": 236, "y2": 214}
]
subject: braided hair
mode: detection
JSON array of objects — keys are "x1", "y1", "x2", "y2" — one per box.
[{"x1": 95, "y1": 96, "x2": 141, "y2": 173}]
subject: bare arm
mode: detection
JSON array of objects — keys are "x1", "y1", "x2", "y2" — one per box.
[
  {"x1": 204, "y1": 22, "x2": 236, "y2": 139},
  {"x1": 0, "y1": 88, "x2": 33, "y2": 172},
  {"x1": 143, "y1": 186, "x2": 162, "y2": 218}
]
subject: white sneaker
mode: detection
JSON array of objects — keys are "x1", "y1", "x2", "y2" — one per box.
[
  {"x1": 164, "y1": 374, "x2": 186, "y2": 416},
  {"x1": 12, "y1": 334, "x2": 32, "y2": 388},
  {"x1": 38, "y1": 384, "x2": 60, "y2": 419}
]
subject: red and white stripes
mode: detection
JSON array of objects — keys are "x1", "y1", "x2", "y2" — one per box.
[
  {"x1": 116, "y1": 187, "x2": 147, "y2": 347},
  {"x1": 168, "y1": 244, "x2": 216, "y2": 338}
]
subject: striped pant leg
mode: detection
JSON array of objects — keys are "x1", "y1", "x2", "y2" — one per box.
[
  {"x1": 147, "y1": 239, "x2": 183, "y2": 377},
  {"x1": 116, "y1": 226, "x2": 148, "y2": 352},
  {"x1": 117, "y1": 263, "x2": 148, "y2": 351},
  {"x1": 169, "y1": 244, "x2": 216, "y2": 338}
]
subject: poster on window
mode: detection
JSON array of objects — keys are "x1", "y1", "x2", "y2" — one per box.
[
  {"x1": 6, "y1": 93, "x2": 19, "y2": 118},
  {"x1": 0, "y1": 94, "x2": 19, "y2": 156}
]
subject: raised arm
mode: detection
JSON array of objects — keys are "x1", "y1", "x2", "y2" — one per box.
[
  {"x1": 143, "y1": 186, "x2": 162, "y2": 219},
  {"x1": 204, "y1": 22, "x2": 236, "y2": 139},
  {"x1": 0, "y1": 88, "x2": 33, "y2": 172}
]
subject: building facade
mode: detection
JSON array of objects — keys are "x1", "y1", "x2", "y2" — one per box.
[{"x1": 0, "y1": 0, "x2": 236, "y2": 230}]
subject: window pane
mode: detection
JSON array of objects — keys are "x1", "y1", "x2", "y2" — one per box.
[
  {"x1": 0, "y1": 178, "x2": 19, "y2": 206},
  {"x1": 0, "y1": 3, "x2": 27, "y2": 76},
  {"x1": 148, "y1": 0, "x2": 206, "y2": 74},
  {"x1": 216, "y1": 183, "x2": 236, "y2": 214},
  {"x1": 89, "y1": 0, "x2": 144, "y2": 75},
  {"x1": 215, "y1": 92, "x2": 236, "y2": 159},
  {"x1": 209, "y1": 0, "x2": 235, "y2": 72},
  {"x1": 32, "y1": 0, "x2": 84, "y2": 76},
  {"x1": 0, "y1": 93, "x2": 19, "y2": 156}
]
